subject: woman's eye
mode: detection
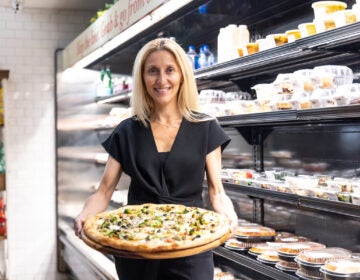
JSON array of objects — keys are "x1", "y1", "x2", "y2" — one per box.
[
  {"x1": 166, "y1": 67, "x2": 175, "y2": 73},
  {"x1": 148, "y1": 68, "x2": 158, "y2": 74}
]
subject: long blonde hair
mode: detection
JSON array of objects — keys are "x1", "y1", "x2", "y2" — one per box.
[{"x1": 131, "y1": 38, "x2": 205, "y2": 126}]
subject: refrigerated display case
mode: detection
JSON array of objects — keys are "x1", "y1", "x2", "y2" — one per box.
[{"x1": 56, "y1": 0, "x2": 360, "y2": 279}]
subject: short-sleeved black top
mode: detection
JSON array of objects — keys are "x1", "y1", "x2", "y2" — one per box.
[{"x1": 102, "y1": 116, "x2": 230, "y2": 207}]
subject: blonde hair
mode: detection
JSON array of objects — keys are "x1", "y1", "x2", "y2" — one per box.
[{"x1": 131, "y1": 38, "x2": 206, "y2": 126}]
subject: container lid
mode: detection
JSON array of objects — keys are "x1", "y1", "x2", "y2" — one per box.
[
  {"x1": 277, "y1": 242, "x2": 326, "y2": 256},
  {"x1": 320, "y1": 259, "x2": 360, "y2": 276},
  {"x1": 296, "y1": 247, "x2": 352, "y2": 265}
]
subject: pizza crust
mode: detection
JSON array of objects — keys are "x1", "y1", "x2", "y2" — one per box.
[{"x1": 83, "y1": 204, "x2": 230, "y2": 253}]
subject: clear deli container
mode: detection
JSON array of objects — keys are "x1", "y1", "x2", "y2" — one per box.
[
  {"x1": 312, "y1": 65, "x2": 353, "y2": 88},
  {"x1": 296, "y1": 248, "x2": 352, "y2": 266},
  {"x1": 277, "y1": 242, "x2": 326, "y2": 257},
  {"x1": 350, "y1": 192, "x2": 360, "y2": 205},
  {"x1": 334, "y1": 83, "x2": 360, "y2": 106},
  {"x1": 320, "y1": 258, "x2": 360, "y2": 279}
]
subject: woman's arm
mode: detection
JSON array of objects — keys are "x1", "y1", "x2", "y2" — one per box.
[
  {"x1": 74, "y1": 155, "x2": 123, "y2": 236},
  {"x1": 206, "y1": 146, "x2": 238, "y2": 233}
]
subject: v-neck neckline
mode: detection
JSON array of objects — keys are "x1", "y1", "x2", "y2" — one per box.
[{"x1": 149, "y1": 117, "x2": 184, "y2": 155}]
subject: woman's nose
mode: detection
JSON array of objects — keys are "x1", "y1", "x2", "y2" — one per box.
[{"x1": 156, "y1": 71, "x2": 166, "y2": 83}]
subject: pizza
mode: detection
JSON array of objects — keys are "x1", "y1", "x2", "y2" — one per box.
[{"x1": 83, "y1": 203, "x2": 230, "y2": 253}]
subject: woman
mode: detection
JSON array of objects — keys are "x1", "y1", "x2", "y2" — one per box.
[{"x1": 74, "y1": 37, "x2": 238, "y2": 280}]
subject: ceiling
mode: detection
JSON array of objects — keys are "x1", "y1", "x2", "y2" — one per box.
[{"x1": 0, "y1": 0, "x2": 106, "y2": 11}]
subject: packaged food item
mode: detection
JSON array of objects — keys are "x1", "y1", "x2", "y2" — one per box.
[
  {"x1": 298, "y1": 23, "x2": 317, "y2": 37},
  {"x1": 235, "y1": 225, "x2": 276, "y2": 240},
  {"x1": 257, "y1": 250, "x2": 280, "y2": 264},
  {"x1": 251, "y1": 83, "x2": 275, "y2": 101},
  {"x1": 314, "y1": 17, "x2": 337, "y2": 33},
  {"x1": 275, "y1": 260, "x2": 299, "y2": 272},
  {"x1": 334, "y1": 83, "x2": 360, "y2": 106},
  {"x1": 245, "y1": 42, "x2": 259, "y2": 55},
  {"x1": 350, "y1": 192, "x2": 360, "y2": 205},
  {"x1": 337, "y1": 192, "x2": 351, "y2": 203},
  {"x1": 285, "y1": 29, "x2": 301, "y2": 42},
  {"x1": 266, "y1": 34, "x2": 288, "y2": 48},
  {"x1": 256, "y1": 38, "x2": 269, "y2": 52},
  {"x1": 296, "y1": 248, "x2": 352, "y2": 265},
  {"x1": 312, "y1": 65, "x2": 353, "y2": 88},
  {"x1": 333, "y1": 9, "x2": 357, "y2": 27},
  {"x1": 294, "y1": 69, "x2": 315, "y2": 93},
  {"x1": 248, "y1": 244, "x2": 277, "y2": 256},
  {"x1": 224, "y1": 238, "x2": 260, "y2": 251},
  {"x1": 320, "y1": 258, "x2": 360, "y2": 278},
  {"x1": 312, "y1": 1, "x2": 347, "y2": 20},
  {"x1": 273, "y1": 73, "x2": 302, "y2": 95},
  {"x1": 277, "y1": 242, "x2": 326, "y2": 257}
]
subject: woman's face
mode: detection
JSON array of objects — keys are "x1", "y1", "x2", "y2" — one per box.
[{"x1": 143, "y1": 50, "x2": 182, "y2": 108}]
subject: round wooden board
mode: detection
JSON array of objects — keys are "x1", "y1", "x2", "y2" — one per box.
[{"x1": 81, "y1": 229, "x2": 231, "y2": 259}]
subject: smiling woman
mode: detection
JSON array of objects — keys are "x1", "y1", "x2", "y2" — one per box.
[{"x1": 75, "y1": 37, "x2": 238, "y2": 280}]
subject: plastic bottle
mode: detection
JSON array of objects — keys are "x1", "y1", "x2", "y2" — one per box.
[
  {"x1": 203, "y1": 44, "x2": 215, "y2": 66},
  {"x1": 217, "y1": 27, "x2": 226, "y2": 63},
  {"x1": 197, "y1": 46, "x2": 208, "y2": 69},
  {"x1": 238, "y1": 25, "x2": 250, "y2": 48},
  {"x1": 186, "y1": 45, "x2": 198, "y2": 70}
]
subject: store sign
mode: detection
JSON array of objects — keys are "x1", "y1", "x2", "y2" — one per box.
[{"x1": 63, "y1": 0, "x2": 166, "y2": 69}]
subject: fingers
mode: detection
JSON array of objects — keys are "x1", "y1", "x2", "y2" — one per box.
[{"x1": 74, "y1": 218, "x2": 84, "y2": 238}]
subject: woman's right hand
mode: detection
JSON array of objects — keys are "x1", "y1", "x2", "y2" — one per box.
[{"x1": 74, "y1": 212, "x2": 88, "y2": 238}]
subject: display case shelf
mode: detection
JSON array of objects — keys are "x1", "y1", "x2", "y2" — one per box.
[
  {"x1": 195, "y1": 22, "x2": 360, "y2": 85},
  {"x1": 223, "y1": 183, "x2": 360, "y2": 218},
  {"x1": 213, "y1": 246, "x2": 297, "y2": 280},
  {"x1": 95, "y1": 89, "x2": 132, "y2": 105},
  {"x1": 217, "y1": 105, "x2": 360, "y2": 128}
]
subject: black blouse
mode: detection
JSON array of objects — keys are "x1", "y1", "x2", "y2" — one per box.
[{"x1": 102, "y1": 116, "x2": 230, "y2": 207}]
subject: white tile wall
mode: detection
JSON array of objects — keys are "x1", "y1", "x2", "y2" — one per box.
[{"x1": 0, "y1": 6, "x2": 92, "y2": 280}]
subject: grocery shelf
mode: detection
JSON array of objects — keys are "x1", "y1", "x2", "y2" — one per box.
[
  {"x1": 223, "y1": 183, "x2": 360, "y2": 218},
  {"x1": 217, "y1": 105, "x2": 360, "y2": 128},
  {"x1": 195, "y1": 22, "x2": 360, "y2": 84},
  {"x1": 95, "y1": 89, "x2": 132, "y2": 104},
  {"x1": 213, "y1": 246, "x2": 297, "y2": 280},
  {"x1": 58, "y1": 146, "x2": 108, "y2": 164}
]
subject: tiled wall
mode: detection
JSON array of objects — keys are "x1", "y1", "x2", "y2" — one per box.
[{"x1": 0, "y1": 7, "x2": 92, "y2": 279}]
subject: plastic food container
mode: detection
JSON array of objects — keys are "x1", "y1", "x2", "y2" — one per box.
[
  {"x1": 312, "y1": 65, "x2": 353, "y2": 88},
  {"x1": 296, "y1": 248, "x2": 352, "y2": 265},
  {"x1": 245, "y1": 42, "x2": 259, "y2": 55},
  {"x1": 284, "y1": 175, "x2": 319, "y2": 189},
  {"x1": 325, "y1": 179, "x2": 352, "y2": 192},
  {"x1": 275, "y1": 260, "x2": 299, "y2": 272},
  {"x1": 337, "y1": 192, "x2": 352, "y2": 203},
  {"x1": 314, "y1": 17, "x2": 337, "y2": 33},
  {"x1": 248, "y1": 243, "x2": 275, "y2": 256},
  {"x1": 320, "y1": 258, "x2": 360, "y2": 279},
  {"x1": 296, "y1": 267, "x2": 323, "y2": 280},
  {"x1": 350, "y1": 192, "x2": 360, "y2": 205},
  {"x1": 333, "y1": 9, "x2": 357, "y2": 27},
  {"x1": 251, "y1": 83, "x2": 275, "y2": 101},
  {"x1": 277, "y1": 242, "x2": 326, "y2": 258},
  {"x1": 224, "y1": 238, "x2": 260, "y2": 251},
  {"x1": 273, "y1": 73, "x2": 302, "y2": 94},
  {"x1": 298, "y1": 23, "x2": 317, "y2": 37},
  {"x1": 266, "y1": 34, "x2": 288, "y2": 48},
  {"x1": 294, "y1": 69, "x2": 316, "y2": 92},
  {"x1": 285, "y1": 29, "x2": 301, "y2": 42},
  {"x1": 312, "y1": 1, "x2": 347, "y2": 20},
  {"x1": 257, "y1": 251, "x2": 280, "y2": 264},
  {"x1": 315, "y1": 188, "x2": 338, "y2": 201},
  {"x1": 334, "y1": 84, "x2": 360, "y2": 106},
  {"x1": 235, "y1": 225, "x2": 276, "y2": 241}
]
